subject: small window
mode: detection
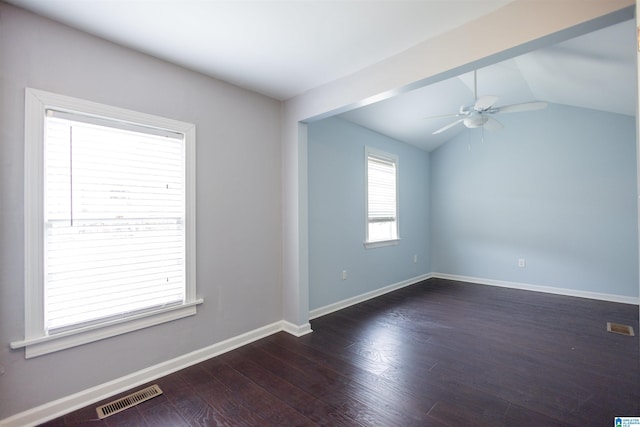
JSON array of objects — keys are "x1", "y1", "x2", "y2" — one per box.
[
  {"x1": 12, "y1": 88, "x2": 201, "y2": 358},
  {"x1": 365, "y1": 148, "x2": 399, "y2": 248}
]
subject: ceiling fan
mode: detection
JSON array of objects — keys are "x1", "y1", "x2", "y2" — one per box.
[{"x1": 429, "y1": 70, "x2": 547, "y2": 135}]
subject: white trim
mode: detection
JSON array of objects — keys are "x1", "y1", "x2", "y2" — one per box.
[
  {"x1": 281, "y1": 321, "x2": 313, "y2": 337},
  {"x1": 432, "y1": 273, "x2": 640, "y2": 305},
  {"x1": 308, "y1": 272, "x2": 639, "y2": 322},
  {"x1": 4, "y1": 273, "x2": 635, "y2": 427},
  {"x1": 24, "y1": 88, "x2": 46, "y2": 341},
  {"x1": 10, "y1": 300, "x2": 204, "y2": 358},
  {"x1": 26, "y1": 88, "x2": 195, "y2": 132},
  {"x1": 21, "y1": 87, "x2": 199, "y2": 358},
  {"x1": 309, "y1": 273, "x2": 432, "y2": 319},
  {"x1": 363, "y1": 238, "x2": 400, "y2": 249},
  {"x1": 0, "y1": 320, "x2": 307, "y2": 427}
]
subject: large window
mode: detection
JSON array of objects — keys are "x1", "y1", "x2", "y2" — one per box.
[
  {"x1": 365, "y1": 147, "x2": 399, "y2": 247},
  {"x1": 12, "y1": 88, "x2": 201, "y2": 358}
]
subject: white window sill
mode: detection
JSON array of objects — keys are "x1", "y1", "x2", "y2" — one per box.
[
  {"x1": 10, "y1": 299, "x2": 204, "y2": 359},
  {"x1": 364, "y1": 238, "x2": 400, "y2": 249}
]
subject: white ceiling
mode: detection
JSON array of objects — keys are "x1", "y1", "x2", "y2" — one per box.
[
  {"x1": 7, "y1": 0, "x2": 515, "y2": 100},
  {"x1": 8, "y1": 1, "x2": 637, "y2": 152}
]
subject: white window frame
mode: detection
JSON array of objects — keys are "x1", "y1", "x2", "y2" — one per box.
[
  {"x1": 11, "y1": 88, "x2": 201, "y2": 358},
  {"x1": 364, "y1": 147, "x2": 400, "y2": 249}
]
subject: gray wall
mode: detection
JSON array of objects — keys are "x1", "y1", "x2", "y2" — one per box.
[
  {"x1": 430, "y1": 104, "x2": 638, "y2": 297},
  {"x1": 308, "y1": 118, "x2": 430, "y2": 310},
  {"x1": 0, "y1": 3, "x2": 282, "y2": 418}
]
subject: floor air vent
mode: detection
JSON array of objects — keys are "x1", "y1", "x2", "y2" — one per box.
[
  {"x1": 607, "y1": 322, "x2": 635, "y2": 337},
  {"x1": 96, "y1": 384, "x2": 163, "y2": 419}
]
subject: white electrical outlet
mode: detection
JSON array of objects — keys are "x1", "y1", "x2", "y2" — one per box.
[
  {"x1": 518, "y1": 258, "x2": 526, "y2": 268},
  {"x1": 342, "y1": 270, "x2": 347, "y2": 280},
  {"x1": 413, "y1": 254, "x2": 418, "y2": 263}
]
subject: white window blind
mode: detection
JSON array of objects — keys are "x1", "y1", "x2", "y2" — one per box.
[
  {"x1": 44, "y1": 111, "x2": 186, "y2": 333},
  {"x1": 366, "y1": 150, "x2": 398, "y2": 243}
]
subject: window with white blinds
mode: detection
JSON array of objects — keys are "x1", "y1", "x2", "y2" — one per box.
[
  {"x1": 13, "y1": 88, "x2": 200, "y2": 358},
  {"x1": 365, "y1": 148, "x2": 399, "y2": 246},
  {"x1": 45, "y1": 111, "x2": 186, "y2": 332}
]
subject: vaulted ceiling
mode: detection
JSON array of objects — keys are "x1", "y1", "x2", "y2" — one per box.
[
  {"x1": 339, "y1": 19, "x2": 637, "y2": 151},
  {"x1": 8, "y1": 0, "x2": 637, "y2": 152}
]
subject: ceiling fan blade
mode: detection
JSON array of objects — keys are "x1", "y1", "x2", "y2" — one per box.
[
  {"x1": 483, "y1": 116, "x2": 503, "y2": 131},
  {"x1": 474, "y1": 95, "x2": 498, "y2": 111},
  {"x1": 424, "y1": 112, "x2": 462, "y2": 120},
  {"x1": 497, "y1": 101, "x2": 548, "y2": 114},
  {"x1": 432, "y1": 118, "x2": 465, "y2": 134}
]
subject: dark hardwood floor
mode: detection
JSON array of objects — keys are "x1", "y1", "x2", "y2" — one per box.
[{"x1": 40, "y1": 278, "x2": 639, "y2": 426}]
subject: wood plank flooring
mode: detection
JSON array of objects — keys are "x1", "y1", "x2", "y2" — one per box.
[{"x1": 40, "y1": 278, "x2": 639, "y2": 426}]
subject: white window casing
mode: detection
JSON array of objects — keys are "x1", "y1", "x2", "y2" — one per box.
[
  {"x1": 11, "y1": 88, "x2": 202, "y2": 358},
  {"x1": 364, "y1": 147, "x2": 399, "y2": 248}
]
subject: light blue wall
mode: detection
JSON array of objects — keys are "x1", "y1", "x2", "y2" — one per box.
[
  {"x1": 430, "y1": 104, "x2": 638, "y2": 297},
  {"x1": 308, "y1": 117, "x2": 430, "y2": 310}
]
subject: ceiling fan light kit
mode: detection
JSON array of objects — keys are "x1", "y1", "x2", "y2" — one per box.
[{"x1": 463, "y1": 113, "x2": 488, "y2": 128}]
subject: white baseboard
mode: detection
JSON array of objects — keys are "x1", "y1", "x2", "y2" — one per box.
[
  {"x1": 0, "y1": 320, "x2": 311, "y2": 427},
  {"x1": 5, "y1": 273, "x2": 634, "y2": 427},
  {"x1": 282, "y1": 320, "x2": 313, "y2": 337},
  {"x1": 308, "y1": 271, "x2": 637, "y2": 323},
  {"x1": 309, "y1": 273, "x2": 433, "y2": 320},
  {"x1": 432, "y1": 272, "x2": 640, "y2": 305}
]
